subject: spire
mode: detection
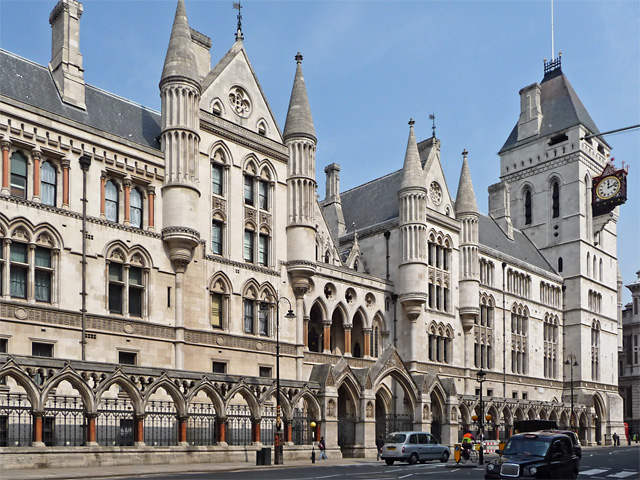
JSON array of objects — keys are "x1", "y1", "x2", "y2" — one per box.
[
  {"x1": 400, "y1": 119, "x2": 425, "y2": 190},
  {"x1": 283, "y1": 53, "x2": 316, "y2": 143},
  {"x1": 233, "y1": 1, "x2": 243, "y2": 42},
  {"x1": 455, "y1": 149, "x2": 479, "y2": 215},
  {"x1": 161, "y1": 0, "x2": 199, "y2": 86}
]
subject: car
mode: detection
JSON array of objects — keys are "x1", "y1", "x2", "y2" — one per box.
[
  {"x1": 536, "y1": 430, "x2": 582, "y2": 459},
  {"x1": 485, "y1": 432, "x2": 579, "y2": 479},
  {"x1": 381, "y1": 431, "x2": 450, "y2": 465}
]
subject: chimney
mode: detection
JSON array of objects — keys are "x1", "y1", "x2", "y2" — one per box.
[
  {"x1": 49, "y1": 0, "x2": 86, "y2": 109},
  {"x1": 516, "y1": 83, "x2": 541, "y2": 142},
  {"x1": 488, "y1": 181, "x2": 514, "y2": 240},
  {"x1": 323, "y1": 163, "x2": 346, "y2": 238},
  {"x1": 189, "y1": 28, "x2": 211, "y2": 81}
]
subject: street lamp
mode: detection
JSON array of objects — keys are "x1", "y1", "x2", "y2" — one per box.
[
  {"x1": 269, "y1": 293, "x2": 295, "y2": 465},
  {"x1": 565, "y1": 353, "x2": 578, "y2": 430},
  {"x1": 476, "y1": 369, "x2": 486, "y2": 465}
]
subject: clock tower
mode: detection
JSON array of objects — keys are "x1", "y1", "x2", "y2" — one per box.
[{"x1": 492, "y1": 56, "x2": 625, "y2": 442}]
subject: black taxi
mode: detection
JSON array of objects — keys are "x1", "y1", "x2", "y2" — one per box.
[{"x1": 485, "y1": 432, "x2": 579, "y2": 479}]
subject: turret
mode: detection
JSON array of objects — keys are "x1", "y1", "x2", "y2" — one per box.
[
  {"x1": 159, "y1": 0, "x2": 201, "y2": 371},
  {"x1": 455, "y1": 150, "x2": 480, "y2": 331},
  {"x1": 397, "y1": 119, "x2": 428, "y2": 321},
  {"x1": 283, "y1": 52, "x2": 317, "y2": 291},
  {"x1": 160, "y1": 0, "x2": 202, "y2": 270},
  {"x1": 49, "y1": 0, "x2": 86, "y2": 109}
]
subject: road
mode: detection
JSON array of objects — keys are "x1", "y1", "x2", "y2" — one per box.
[{"x1": 82, "y1": 445, "x2": 639, "y2": 480}]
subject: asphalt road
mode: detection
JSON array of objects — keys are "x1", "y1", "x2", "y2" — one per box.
[{"x1": 83, "y1": 445, "x2": 639, "y2": 480}]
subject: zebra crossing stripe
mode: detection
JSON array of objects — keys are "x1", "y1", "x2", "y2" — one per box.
[
  {"x1": 581, "y1": 469, "x2": 610, "y2": 476},
  {"x1": 607, "y1": 471, "x2": 639, "y2": 478}
]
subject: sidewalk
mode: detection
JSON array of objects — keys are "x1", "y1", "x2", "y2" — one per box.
[{"x1": 0, "y1": 457, "x2": 374, "y2": 480}]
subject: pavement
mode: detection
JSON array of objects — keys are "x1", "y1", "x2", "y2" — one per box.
[
  {"x1": 2, "y1": 444, "x2": 633, "y2": 480},
  {"x1": 0, "y1": 457, "x2": 373, "y2": 480}
]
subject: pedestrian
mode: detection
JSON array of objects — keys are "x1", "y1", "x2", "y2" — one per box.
[
  {"x1": 612, "y1": 432, "x2": 618, "y2": 446},
  {"x1": 376, "y1": 434, "x2": 385, "y2": 461},
  {"x1": 635, "y1": 433, "x2": 639, "y2": 444},
  {"x1": 319, "y1": 436, "x2": 327, "y2": 460}
]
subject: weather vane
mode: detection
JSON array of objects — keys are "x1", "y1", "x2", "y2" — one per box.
[
  {"x1": 233, "y1": 1, "x2": 243, "y2": 41},
  {"x1": 429, "y1": 113, "x2": 436, "y2": 138}
]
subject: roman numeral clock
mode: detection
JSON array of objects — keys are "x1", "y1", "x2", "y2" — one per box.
[{"x1": 592, "y1": 159, "x2": 629, "y2": 217}]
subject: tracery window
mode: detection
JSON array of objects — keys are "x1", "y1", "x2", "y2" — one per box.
[
  {"x1": 40, "y1": 161, "x2": 57, "y2": 206},
  {"x1": 543, "y1": 314, "x2": 558, "y2": 378},
  {"x1": 130, "y1": 188, "x2": 143, "y2": 228},
  {"x1": 105, "y1": 180, "x2": 119, "y2": 223},
  {"x1": 591, "y1": 320, "x2": 600, "y2": 381},
  {"x1": 524, "y1": 189, "x2": 532, "y2": 225},
  {"x1": 209, "y1": 273, "x2": 230, "y2": 330},
  {"x1": 474, "y1": 296, "x2": 494, "y2": 369},
  {"x1": 480, "y1": 258, "x2": 495, "y2": 286},
  {"x1": 106, "y1": 248, "x2": 148, "y2": 318},
  {"x1": 428, "y1": 323, "x2": 452, "y2": 364},
  {"x1": 10, "y1": 151, "x2": 27, "y2": 199},
  {"x1": 506, "y1": 268, "x2": 531, "y2": 298},
  {"x1": 510, "y1": 305, "x2": 528, "y2": 375}
]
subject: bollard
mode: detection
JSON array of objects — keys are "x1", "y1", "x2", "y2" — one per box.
[{"x1": 311, "y1": 445, "x2": 316, "y2": 463}]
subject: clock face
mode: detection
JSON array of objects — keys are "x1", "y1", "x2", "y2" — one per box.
[{"x1": 596, "y1": 176, "x2": 621, "y2": 200}]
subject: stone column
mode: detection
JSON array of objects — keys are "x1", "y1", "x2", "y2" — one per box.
[
  {"x1": 323, "y1": 320, "x2": 332, "y2": 353},
  {"x1": 32, "y1": 411, "x2": 45, "y2": 447},
  {"x1": 285, "y1": 420, "x2": 293, "y2": 445},
  {"x1": 363, "y1": 328, "x2": 372, "y2": 358},
  {"x1": 359, "y1": 390, "x2": 377, "y2": 458},
  {"x1": 294, "y1": 287, "x2": 308, "y2": 381},
  {"x1": 31, "y1": 149, "x2": 41, "y2": 202},
  {"x1": 61, "y1": 159, "x2": 70, "y2": 209},
  {"x1": 2, "y1": 239, "x2": 10, "y2": 299},
  {"x1": 134, "y1": 414, "x2": 146, "y2": 446},
  {"x1": 174, "y1": 263, "x2": 186, "y2": 370},
  {"x1": 303, "y1": 316, "x2": 309, "y2": 351},
  {"x1": 217, "y1": 419, "x2": 227, "y2": 445},
  {"x1": 123, "y1": 177, "x2": 131, "y2": 226},
  {"x1": 1, "y1": 140, "x2": 10, "y2": 195},
  {"x1": 319, "y1": 388, "x2": 341, "y2": 459},
  {"x1": 147, "y1": 185, "x2": 155, "y2": 231},
  {"x1": 100, "y1": 173, "x2": 106, "y2": 218},
  {"x1": 27, "y1": 244, "x2": 36, "y2": 303},
  {"x1": 252, "y1": 419, "x2": 261, "y2": 444},
  {"x1": 86, "y1": 413, "x2": 98, "y2": 446},
  {"x1": 344, "y1": 325, "x2": 352, "y2": 357},
  {"x1": 178, "y1": 415, "x2": 189, "y2": 446}
]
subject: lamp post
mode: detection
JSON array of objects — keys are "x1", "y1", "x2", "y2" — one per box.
[
  {"x1": 78, "y1": 154, "x2": 91, "y2": 361},
  {"x1": 270, "y1": 294, "x2": 295, "y2": 465},
  {"x1": 476, "y1": 369, "x2": 486, "y2": 465},
  {"x1": 565, "y1": 353, "x2": 578, "y2": 430}
]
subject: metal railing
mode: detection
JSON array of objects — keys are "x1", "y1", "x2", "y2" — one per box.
[
  {"x1": 96, "y1": 397, "x2": 135, "y2": 446},
  {"x1": 187, "y1": 402, "x2": 217, "y2": 446},
  {"x1": 42, "y1": 395, "x2": 86, "y2": 446},
  {"x1": 144, "y1": 400, "x2": 177, "y2": 446},
  {"x1": 226, "y1": 404, "x2": 252, "y2": 446},
  {"x1": 0, "y1": 393, "x2": 32, "y2": 446}
]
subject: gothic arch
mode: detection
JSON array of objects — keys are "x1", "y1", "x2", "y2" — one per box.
[
  {"x1": 33, "y1": 223, "x2": 64, "y2": 250},
  {"x1": 291, "y1": 387, "x2": 322, "y2": 421},
  {"x1": 258, "y1": 161, "x2": 276, "y2": 183},
  {"x1": 0, "y1": 359, "x2": 40, "y2": 408},
  {"x1": 310, "y1": 297, "x2": 329, "y2": 320},
  {"x1": 208, "y1": 140, "x2": 233, "y2": 166},
  {"x1": 185, "y1": 380, "x2": 226, "y2": 418},
  {"x1": 331, "y1": 302, "x2": 349, "y2": 326},
  {"x1": 258, "y1": 281, "x2": 277, "y2": 301},
  {"x1": 209, "y1": 271, "x2": 233, "y2": 294},
  {"x1": 242, "y1": 154, "x2": 259, "y2": 175},
  {"x1": 260, "y1": 385, "x2": 292, "y2": 420},
  {"x1": 374, "y1": 383, "x2": 394, "y2": 413},
  {"x1": 141, "y1": 376, "x2": 187, "y2": 417},
  {"x1": 353, "y1": 306, "x2": 368, "y2": 328},
  {"x1": 241, "y1": 278, "x2": 260, "y2": 299},
  {"x1": 224, "y1": 382, "x2": 261, "y2": 419},
  {"x1": 40, "y1": 367, "x2": 96, "y2": 413},
  {"x1": 334, "y1": 373, "x2": 361, "y2": 418},
  {"x1": 94, "y1": 370, "x2": 144, "y2": 414}
]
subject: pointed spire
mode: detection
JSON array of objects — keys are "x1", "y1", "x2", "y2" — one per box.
[
  {"x1": 283, "y1": 53, "x2": 316, "y2": 143},
  {"x1": 233, "y1": 1, "x2": 244, "y2": 42},
  {"x1": 455, "y1": 149, "x2": 479, "y2": 215},
  {"x1": 161, "y1": 0, "x2": 199, "y2": 86},
  {"x1": 400, "y1": 119, "x2": 425, "y2": 190}
]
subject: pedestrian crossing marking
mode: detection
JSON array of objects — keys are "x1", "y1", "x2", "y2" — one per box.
[
  {"x1": 581, "y1": 469, "x2": 612, "y2": 476},
  {"x1": 607, "y1": 472, "x2": 638, "y2": 478}
]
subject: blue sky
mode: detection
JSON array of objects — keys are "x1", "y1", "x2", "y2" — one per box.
[{"x1": 1, "y1": 0, "x2": 638, "y2": 303}]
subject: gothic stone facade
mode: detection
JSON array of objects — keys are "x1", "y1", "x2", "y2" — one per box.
[{"x1": 0, "y1": 0, "x2": 625, "y2": 468}]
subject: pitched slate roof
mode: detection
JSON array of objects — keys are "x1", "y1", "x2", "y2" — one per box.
[
  {"x1": 478, "y1": 214, "x2": 555, "y2": 273},
  {"x1": 500, "y1": 68, "x2": 607, "y2": 153},
  {"x1": 337, "y1": 166, "x2": 555, "y2": 274},
  {"x1": 0, "y1": 49, "x2": 161, "y2": 150}
]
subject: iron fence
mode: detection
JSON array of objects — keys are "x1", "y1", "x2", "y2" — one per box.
[
  {"x1": 144, "y1": 400, "x2": 177, "y2": 446},
  {"x1": 42, "y1": 395, "x2": 86, "y2": 446},
  {"x1": 385, "y1": 413, "x2": 412, "y2": 437},
  {"x1": 96, "y1": 397, "x2": 135, "y2": 446},
  {"x1": 0, "y1": 393, "x2": 32, "y2": 446},
  {"x1": 338, "y1": 414, "x2": 356, "y2": 448},
  {"x1": 226, "y1": 404, "x2": 252, "y2": 446},
  {"x1": 187, "y1": 402, "x2": 217, "y2": 446},
  {"x1": 292, "y1": 408, "x2": 313, "y2": 445},
  {"x1": 260, "y1": 405, "x2": 277, "y2": 446}
]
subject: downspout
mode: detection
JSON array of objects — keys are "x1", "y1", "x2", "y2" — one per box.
[
  {"x1": 79, "y1": 154, "x2": 92, "y2": 361},
  {"x1": 384, "y1": 231, "x2": 391, "y2": 281},
  {"x1": 502, "y1": 261, "x2": 507, "y2": 399}
]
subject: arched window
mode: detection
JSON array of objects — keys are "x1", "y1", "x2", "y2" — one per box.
[
  {"x1": 10, "y1": 152, "x2": 27, "y2": 199},
  {"x1": 107, "y1": 250, "x2": 148, "y2": 318},
  {"x1": 558, "y1": 257, "x2": 563, "y2": 273},
  {"x1": 40, "y1": 161, "x2": 57, "y2": 206},
  {"x1": 212, "y1": 220, "x2": 223, "y2": 255},
  {"x1": 212, "y1": 163, "x2": 223, "y2": 196},
  {"x1": 552, "y1": 181, "x2": 560, "y2": 218},
  {"x1": 130, "y1": 188, "x2": 143, "y2": 228},
  {"x1": 591, "y1": 321, "x2": 600, "y2": 381},
  {"x1": 524, "y1": 189, "x2": 532, "y2": 225},
  {"x1": 475, "y1": 298, "x2": 494, "y2": 369},
  {"x1": 105, "y1": 180, "x2": 119, "y2": 222},
  {"x1": 9, "y1": 231, "x2": 57, "y2": 304},
  {"x1": 258, "y1": 232, "x2": 269, "y2": 266}
]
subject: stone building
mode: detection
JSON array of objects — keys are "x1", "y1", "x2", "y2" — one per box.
[
  {"x1": 620, "y1": 271, "x2": 640, "y2": 438},
  {"x1": 0, "y1": 0, "x2": 626, "y2": 469}
]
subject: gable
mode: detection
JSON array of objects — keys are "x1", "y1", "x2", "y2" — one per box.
[
  {"x1": 200, "y1": 45, "x2": 282, "y2": 143},
  {"x1": 421, "y1": 146, "x2": 455, "y2": 217}
]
